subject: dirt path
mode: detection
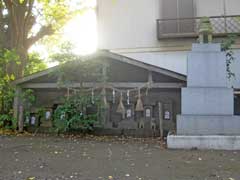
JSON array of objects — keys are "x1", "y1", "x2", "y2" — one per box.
[{"x1": 0, "y1": 135, "x2": 239, "y2": 180}]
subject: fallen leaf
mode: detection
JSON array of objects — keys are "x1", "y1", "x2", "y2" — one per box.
[{"x1": 27, "y1": 177, "x2": 35, "y2": 180}]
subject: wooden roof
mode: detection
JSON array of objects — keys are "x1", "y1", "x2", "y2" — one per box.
[{"x1": 12, "y1": 50, "x2": 186, "y2": 85}]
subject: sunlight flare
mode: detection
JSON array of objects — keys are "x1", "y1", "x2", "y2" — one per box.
[{"x1": 63, "y1": 8, "x2": 97, "y2": 55}]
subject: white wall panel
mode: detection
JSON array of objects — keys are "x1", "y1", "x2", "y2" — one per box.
[
  {"x1": 97, "y1": 0, "x2": 240, "y2": 50},
  {"x1": 226, "y1": 0, "x2": 240, "y2": 15},
  {"x1": 97, "y1": 0, "x2": 160, "y2": 49}
]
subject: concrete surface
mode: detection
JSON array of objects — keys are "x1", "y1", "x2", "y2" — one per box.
[
  {"x1": 177, "y1": 115, "x2": 240, "y2": 135},
  {"x1": 168, "y1": 135, "x2": 240, "y2": 150},
  {"x1": 191, "y1": 43, "x2": 221, "y2": 52},
  {"x1": 187, "y1": 52, "x2": 227, "y2": 87},
  {"x1": 1, "y1": 135, "x2": 240, "y2": 180},
  {"x1": 181, "y1": 87, "x2": 234, "y2": 115},
  {"x1": 177, "y1": 43, "x2": 239, "y2": 137}
]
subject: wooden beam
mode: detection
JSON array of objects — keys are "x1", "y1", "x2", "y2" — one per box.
[
  {"x1": 21, "y1": 82, "x2": 185, "y2": 89},
  {"x1": 12, "y1": 66, "x2": 58, "y2": 85}
]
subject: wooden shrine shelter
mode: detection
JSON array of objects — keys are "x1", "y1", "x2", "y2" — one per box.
[{"x1": 12, "y1": 51, "x2": 186, "y2": 136}]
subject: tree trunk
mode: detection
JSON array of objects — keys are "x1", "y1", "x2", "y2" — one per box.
[{"x1": 1, "y1": 0, "x2": 53, "y2": 79}]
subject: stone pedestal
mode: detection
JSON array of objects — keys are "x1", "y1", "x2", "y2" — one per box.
[
  {"x1": 176, "y1": 43, "x2": 239, "y2": 136},
  {"x1": 182, "y1": 87, "x2": 233, "y2": 115},
  {"x1": 168, "y1": 43, "x2": 240, "y2": 150}
]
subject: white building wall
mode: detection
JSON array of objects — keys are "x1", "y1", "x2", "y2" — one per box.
[
  {"x1": 97, "y1": 0, "x2": 240, "y2": 50},
  {"x1": 196, "y1": 0, "x2": 240, "y2": 16},
  {"x1": 195, "y1": 0, "x2": 224, "y2": 17},
  {"x1": 123, "y1": 50, "x2": 240, "y2": 89},
  {"x1": 226, "y1": 0, "x2": 240, "y2": 15},
  {"x1": 122, "y1": 51, "x2": 188, "y2": 75},
  {"x1": 97, "y1": 0, "x2": 160, "y2": 50},
  {"x1": 97, "y1": 0, "x2": 240, "y2": 88}
]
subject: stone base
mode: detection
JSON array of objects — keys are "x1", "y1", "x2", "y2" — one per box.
[
  {"x1": 167, "y1": 135, "x2": 240, "y2": 150},
  {"x1": 177, "y1": 115, "x2": 240, "y2": 135},
  {"x1": 182, "y1": 87, "x2": 233, "y2": 115},
  {"x1": 118, "y1": 120, "x2": 138, "y2": 129}
]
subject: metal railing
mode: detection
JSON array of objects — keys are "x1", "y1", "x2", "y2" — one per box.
[{"x1": 157, "y1": 15, "x2": 240, "y2": 39}]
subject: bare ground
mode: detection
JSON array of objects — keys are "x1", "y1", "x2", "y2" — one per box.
[{"x1": 0, "y1": 134, "x2": 239, "y2": 180}]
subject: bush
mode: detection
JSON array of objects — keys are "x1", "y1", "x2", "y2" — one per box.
[
  {"x1": 53, "y1": 94, "x2": 102, "y2": 133},
  {"x1": 0, "y1": 114, "x2": 17, "y2": 130}
]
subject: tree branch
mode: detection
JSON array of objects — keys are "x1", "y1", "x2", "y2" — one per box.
[
  {"x1": 0, "y1": 1, "x2": 3, "y2": 21},
  {"x1": 3, "y1": 0, "x2": 12, "y2": 9},
  {"x1": 26, "y1": 25, "x2": 54, "y2": 48},
  {"x1": 23, "y1": 0, "x2": 34, "y2": 39},
  {"x1": 0, "y1": 2, "x2": 4, "y2": 47}
]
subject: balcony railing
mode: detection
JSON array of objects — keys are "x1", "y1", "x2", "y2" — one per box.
[{"x1": 157, "y1": 15, "x2": 240, "y2": 39}]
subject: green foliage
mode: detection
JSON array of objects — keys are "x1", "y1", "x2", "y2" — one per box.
[
  {"x1": 0, "y1": 49, "x2": 20, "y2": 65},
  {"x1": 0, "y1": 114, "x2": 17, "y2": 130},
  {"x1": 53, "y1": 94, "x2": 102, "y2": 133},
  {"x1": 0, "y1": 48, "x2": 36, "y2": 130},
  {"x1": 24, "y1": 52, "x2": 47, "y2": 76},
  {"x1": 56, "y1": 59, "x2": 103, "y2": 87},
  {"x1": 40, "y1": 0, "x2": 80, "y2": 31},
  {"x1": 1, "y1": 0, "x2": 88, "y2": 78},
  {"x1": 21, "y1": 89, "x2": 36, "y2": 108},
  {"x1": 0, "y1": 48, "x2": 39, "y2": 130},
  {"x1": 0, "y1": 0, "x2": 88, "y2": 130},
  {"x1": 50, "y1": 42, "x2": 79, "y2": 64},
  {"x1": 49, "y1": 42, "x2": 103, "y2": 87},
  {"x1": 221, "y1": 35, "x2": 237, "y2": 79},
  {"x1": 0, "y1": 49, "x2": 19, "y2": 130},
  {"x1": 36, "y1": 107, "x2": 46, "y2": 118},
  {"x1": 0, "y1": 49, "x2": 19, "y2": 113},
  {"x1": 32, "y1": 1, "x2": 89, "y2": 54},
  {"x1": 0, "y1": 88, "x2": 35, "y2": 130}
]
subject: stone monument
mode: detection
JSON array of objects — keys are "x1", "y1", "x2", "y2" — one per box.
[
  {"x1": 177, "y1": 43, "x2": 238, "y2": 135},
  {"x1": 167, "y1": 18, "x2": 240, "y2": 150}
]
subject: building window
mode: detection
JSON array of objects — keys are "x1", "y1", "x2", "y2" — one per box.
[
  {"x1": 161, "y1": 0, "x2": 195, "y2": 34},
  {"x1": 234, "y1": 93, "x2": 240, "y2": 115}
]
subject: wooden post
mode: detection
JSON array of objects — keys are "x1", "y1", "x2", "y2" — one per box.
[
  {"x1": 148, "y1": 71, "x2": 153, "y2": 84},
  {"x1": 13, "y1": 87, "x2": 21, "y2": 122},
  {"x1": 18, "y1": 105, "x2": 24, "y2": 133},
  {"x1": 101, "y1": 87, "x2": 107, "y2": 125},
  {"x1": 101, "y1": 61, "x2": 109, "y2": 127},
  {"x1": 158, "y1": 102, "x2": 163, "y2": 139},
  {"x1": 13, "y1": 87, "x2": 24, "y2": 132}
]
